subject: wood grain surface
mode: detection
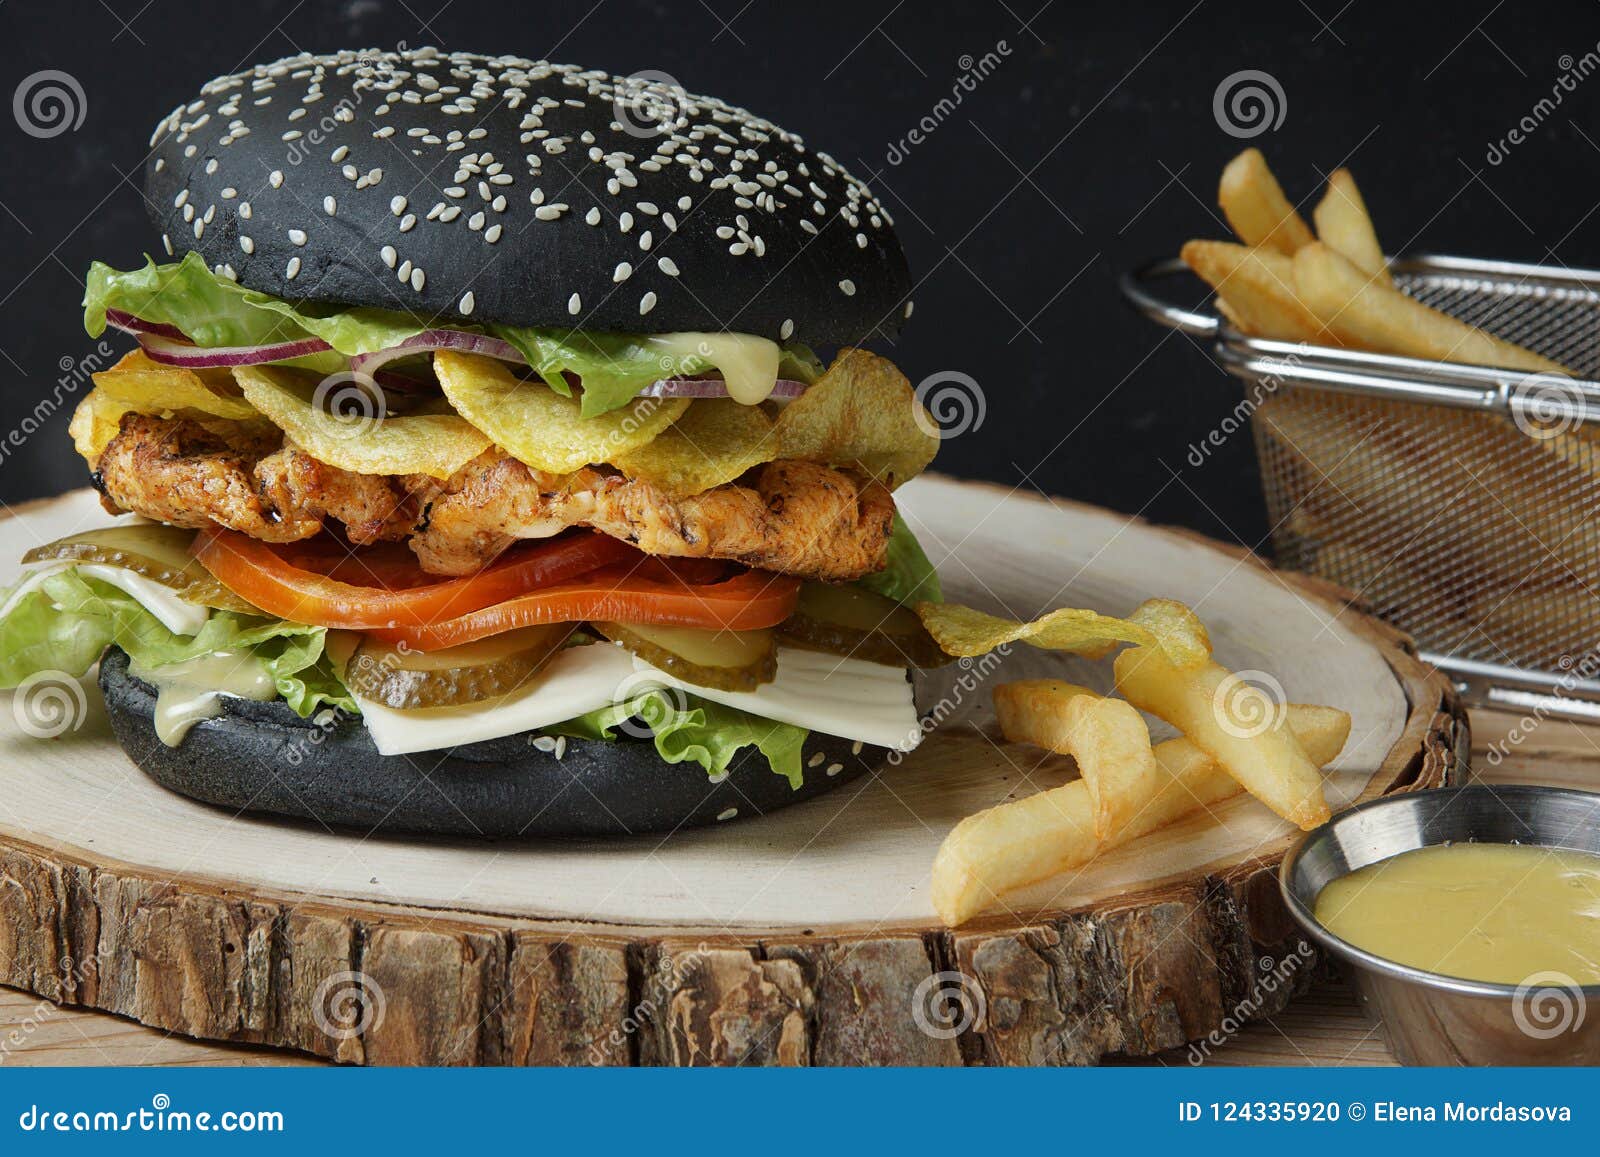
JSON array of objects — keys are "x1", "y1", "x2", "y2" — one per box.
[{"x1": 0, "y1": 478, "x2": 1464, "y2": 1065}]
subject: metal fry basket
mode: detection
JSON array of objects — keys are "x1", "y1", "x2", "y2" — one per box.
[{"x1": 1123, "y1": 254, "x2": 1600, "y2": 721}]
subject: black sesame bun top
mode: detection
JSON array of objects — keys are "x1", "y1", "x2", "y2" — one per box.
[{"x1": 144, "y1": 48, "x2": 912, "y2": 343}]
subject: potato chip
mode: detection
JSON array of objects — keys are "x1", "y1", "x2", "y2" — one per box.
[
  {"x1": 233, "y1": 364, "x2": 491, "y2": 478},
  {"x1": 434, "y1": 349, "x2": 687, "y2": 475},
  {"x1": 92, "y1": 349, "x2": 260, "y2": 421},
  {"x1": 774, "y1": 348, "x2": 938, "y2": 489},
  {"x1": 69, "y1": 388, "x2": 133, "y2": 461},
  {"x1": 612, "y1": 398, "x2": 777, "y2": 495},
  {"x1": 917, "y1": 597, "x2": 1211, "y2": 667}
]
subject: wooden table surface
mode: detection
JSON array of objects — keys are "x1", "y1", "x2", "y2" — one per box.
[{"x1": 1, "y1": 707, "x2": 1587, "y2": 1068}]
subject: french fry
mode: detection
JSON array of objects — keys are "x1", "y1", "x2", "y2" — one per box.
[
  {"x1": 995, "y1": 681, "x2": 1160, "y2": 838},
  {"x1": 1292, "y1": 242, "x2": 1567, "y2": 373},
  {"x1": 1113, "y1": 645, "x2": 1331, "y2": 830},
  {"x1": 1219, "y1": 148, "x2": 1315, "y2": 255},
  {"x1": 1180, "y1": 240, "x2": 1328, "y2": 343},
  {"x1": 1313, "y1": 168, "x2": 1390, "y2": 285},
  {"x1": 932, "y1": 704, "x2": 1350, "y2": 925},
  {"x1": 992, "y1": 679, "x2": 1094, "y2": 753}
]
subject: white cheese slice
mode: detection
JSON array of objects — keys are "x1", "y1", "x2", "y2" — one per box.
[
  {"x1": 355, "y1": 642, "x2": 923, "y2": 758},
  {"x1": 76, "y1": 564, "x2": 210, "y2": 636},
  {"x1": 356, "y1": 643, "x2": 637, "y2": 757},
  {"x1": 625, "y1": 646, "x2": 922, "y2": 752},
  {"x1": 6, "y1": 561, "x2": 209, "y2": 636}
]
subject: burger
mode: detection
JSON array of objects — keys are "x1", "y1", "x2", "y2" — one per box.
[{"x1": 0, "y1": 48, "x2": 949, "y2": 836}]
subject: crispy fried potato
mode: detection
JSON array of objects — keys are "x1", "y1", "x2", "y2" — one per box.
[
  {"x1": 93, "y1": 350, "x2": 260, "y2": 421},
  {"x1": 69, "y1": 389, "x2": 135, "y2": 462},
  {"x1": 234, "y1": 364, "x2": 492, "y2": 479},
  {"x1": 1219, "y1": 148, "x2": 1315, "y2": 255},
  {"x1": 1292, "y1": 243, "x2": 1567, "y2": 373},
  {"x1": 1065, "y1": 694, "x2": 1161, "y2": 838},
  {"x1": 435, "y1": 349, "x2": 688, "y2": 475},
  {"x1": 611, "y1": 398, "x2": 777, "y2": 495},
  {"x1": 1181, "y1": 240, "x2": 1328, "y2": 343},
  {"x1": 993, "y1": 679, "x2": 1095, "y2": 752},
  {"x1": 1113, "y1": 644, "x2": 1331, "y2": 830},
  {"x1": 931, "y1": 704, "x2": 1350, "y2": 925},
  {"x1": 1314, "y1": 168, "x2": 1390, "y2": 285},
  {"x1": 917, "y1": 599, "x2": 1210, "y2": 667},
  {"x1": 774, "y1": 347, "x2": 938, "y2": 489}
]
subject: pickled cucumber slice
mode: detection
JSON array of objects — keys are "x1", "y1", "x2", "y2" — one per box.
[
  {"x1": 779, "y1": 582, "x2": 949, "y2": 668},
  {"x1": 23, "y1": 524, "x2": 263, "y2": 615},
  {"x1": 593, "y1": 621, "x2": 777, "y2": 692},
  {"x1": 346, "y1": 623, "x2": 575, "y2": 709}
]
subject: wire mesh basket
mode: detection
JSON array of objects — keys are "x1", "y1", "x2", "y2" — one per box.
[{"x1": 1123, "y1": 254, "x2": 1600, "y2": 721}]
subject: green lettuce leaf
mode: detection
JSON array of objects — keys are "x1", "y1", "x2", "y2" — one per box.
[
  {"x1": 84, "y1": 254, "x2": 824, "y2": 418},
  {"x1": 857, "y1": 513, "x2": 943, "y2": 605},
  {"x1": 0, "y1": 569, "x2": 354, "y2": 717},
  {"x1": 549, "y1": 690, "x2": 809, "y2": 788}
]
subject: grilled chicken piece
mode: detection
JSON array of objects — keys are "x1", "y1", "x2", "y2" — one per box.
[{"x1": 92, "y1": 412, "x2": 895, "y2": 581}]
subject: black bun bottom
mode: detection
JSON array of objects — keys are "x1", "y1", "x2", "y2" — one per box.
[{"x1": 99, "y1": 648, "x2": 886, "y2": 839}]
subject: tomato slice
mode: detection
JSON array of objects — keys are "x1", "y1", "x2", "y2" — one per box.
[
  {"x1": 364, "y1": 565, "x2": 801, "y2": 651},
  {"x1": 193, "y1": 528, "x2": 639, "y2": 629}
]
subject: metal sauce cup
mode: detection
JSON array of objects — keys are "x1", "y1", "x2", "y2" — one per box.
[{"x1": 1280, "y1": 784, "x2": 1600, "y2": 1065}]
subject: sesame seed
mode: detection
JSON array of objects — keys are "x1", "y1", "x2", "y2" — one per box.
[
  {"x1": 780, "y1": 318, "x2": 794, "y2": 340},
  {"x1": 484, "y1": 224, "x2": 503, "y2": 243},
  {"x1": 399, "y1": 213, "x2": 416, "y2": 231},
  {"x1": 585, "y1": 206, "x2": 601, "y2": 225},
  {"x1": 839, "y1": 278, "x2": 856, "y2": 296},
  {"x1": 807, "y1": 751, "x2": 825, "y2": 768},
  {"x1": 639, "y1": 291, "x2": 657, "y2": 315},
  {"x1": 903, "y1": 300, "x2": 914, "y2": 319},
  {"x1": 324, "y1": 195, "x2": 337, "y2": 215},
  {"x1": 288, "y1": 229, "x2": 306, "y2": 246},
  {"x1": 285, "y1": 256, "x2": 301, "y2": 279},
  {"x1": 459, "y1": 291, "x2": 475, "y2": 315},
  {"x1": 534, "y1": 205, "x2": 562, "y2": 220},
  {"x1": 397, "y1": 259, "x2": 412, "y2": 282},
  {"x1": 638, "y1": 230, "x2": 653, "y2": 251},
  {"x1": 657, "y1": 257, "x2": 679, "y2": 276},
  {"x1": 619, "y1": 211, "x2": 634, "y2": 232},
  {"x1": 380, "y1": 245, "x2": 397, "y2": 268},
  {"x1": 390, "y1": 195, "x2": 407, "y2": 215},
  {"x1": 716, "y1": 807, "x2": 738, "y2": 822},
  {"x1": 850, "y1": 740, "x2": 864, "y2": 755},
  {"x1": 613, "y1": 262, "x2": 632, "y2": 282},
  {"x1": 825, "y1": 762, "x2": 843, "y2": 777},
  {"x1": 240, "y1": 235, "x2": 254, "y2": 254},
  {"x1": 269, "y1": 170, "x2": 283, "y2": 188},
  {"x1": 410, "y1": 268, "x2": 426, "y2": 292},
  {"x1": 567, "y1": 292, "x2": 581, "y2": 315}
]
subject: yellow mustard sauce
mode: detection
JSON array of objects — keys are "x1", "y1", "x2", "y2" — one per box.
[{"x1": 1314, "y1": 843, "x2": 1600, "y2": 986}]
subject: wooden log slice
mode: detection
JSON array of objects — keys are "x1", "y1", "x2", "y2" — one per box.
[{"x1": 0, "y1": 476, "x2": 1465, "y2": 1065}]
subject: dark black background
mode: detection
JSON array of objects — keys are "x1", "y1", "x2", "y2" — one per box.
[{"x1": 2, "y1": 0, "x2": 1597, "y2": 553}]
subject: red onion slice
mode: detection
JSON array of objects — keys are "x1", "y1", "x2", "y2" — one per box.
[
  {"x1": 638, "y1": 378, "x2": 808, "y2": 399},
  {"x1": 137, "y1": 332, "x2": 334, "y2": 368},
  {"x1": 349, "y1": 329, "x2": 528, "y2": 376},
  {"x1": 104, "y1": 309, "x2": 189, "y2": 342}
]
